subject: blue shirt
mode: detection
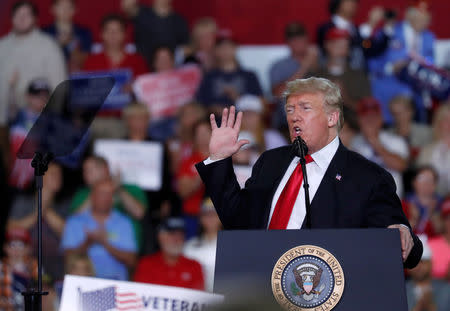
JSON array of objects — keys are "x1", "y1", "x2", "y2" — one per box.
[
  {"x1": 61, "y1": 210, "x2": 136, "y2": 280},
  {"x1": 269, "y1": 56, "x2": 300, "y2": 88}
]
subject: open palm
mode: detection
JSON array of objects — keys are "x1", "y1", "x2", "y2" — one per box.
[{"x1": 209, "y1": 106, "x2": 249, "y2": 160}]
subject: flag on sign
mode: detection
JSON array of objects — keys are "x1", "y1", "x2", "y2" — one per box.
[{"x1": 79, "y1": 286, "x2": 143, "y2": 311}]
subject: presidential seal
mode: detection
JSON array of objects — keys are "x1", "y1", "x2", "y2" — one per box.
[{"x1": 271, "y1": 245, "x2": 344, "y2": 310}]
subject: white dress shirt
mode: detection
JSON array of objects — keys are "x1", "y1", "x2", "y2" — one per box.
[
  {"x1": 267, "y1": 136, "x2": 340, "y2": 229},
  {"x1": 204, "y1": 136, "x2": 340, "y2": 229}
]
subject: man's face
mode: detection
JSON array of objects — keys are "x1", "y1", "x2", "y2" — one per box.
[
  {"x1": 325, "y1": 38, "x2": 349, "y2": 59},
  {"x1": 91, "y1": 181, "x2": 115, "y2": 214},
  {"x1": 339, "y1": 0, "x2": 358, "y2": 19},
  {"x1": 27, "y1": 92, "x2": 49, "y2": 113},
  {"x1": 215, "y1": 41, "x2": 236, "y2": 64},
  {"x1": 390, "y1": 101, "x2": 413, "y2": 125},
  {"x1": 102, "y1": 21, "x2": 125, "y2": 49},
  {"x1": 287, "y1": 36, "x2": 308, "y2": 57},
  {"x1": 285, "y1": 93, "x2": 338, "y2": 154},
  {"x1": 12, "y1": 5, "x2": 35, "y2": 34},
  {"x1": 52, "y1": 0, "x2": 75, "y2": 22},
  {"x1": 83, "y1": 159, "x2": 109, "y2": 186},
  {"x1": 158, "y1": 230, "x2": 184, "y2": 257}
]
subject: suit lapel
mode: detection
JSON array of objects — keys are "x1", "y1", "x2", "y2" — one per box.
[{"x1": 304, "y1": 142, "x2": 349, "y2": 228}]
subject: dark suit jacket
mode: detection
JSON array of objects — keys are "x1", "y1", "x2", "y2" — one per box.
[{"x1": 195, "y1": 142, "x2": 422, "y2": 268}]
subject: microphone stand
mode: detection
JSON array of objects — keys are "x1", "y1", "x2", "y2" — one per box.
[
  {"x1": 294, "y1": 137, "x2": 312, "y2": 229},
  {"x1": 22, "y1": 152, "x2": 52, "y2": 311}
]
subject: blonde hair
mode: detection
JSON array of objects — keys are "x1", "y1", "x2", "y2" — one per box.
[
  {"x1": 123, "y1": 102, "x2": 150, "y2": 119},
  {"x1": 432, "y1": 104, "x2": 450, "y2": 140},
  {"x1": 283, "y1": 77, "x2": 344, "y2": 130}
]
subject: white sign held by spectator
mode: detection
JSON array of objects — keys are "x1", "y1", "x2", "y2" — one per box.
[
  {"x1": 60, "y1": 275, "x2": 224, "y2": 311},
  {"x1": 94, "y1": 139, "x2": 163, "y2": 191}
]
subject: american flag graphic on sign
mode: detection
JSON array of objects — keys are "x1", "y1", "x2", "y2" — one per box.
[{"x1": 79, "y1": 286, "x2": 143, "y2": 311}]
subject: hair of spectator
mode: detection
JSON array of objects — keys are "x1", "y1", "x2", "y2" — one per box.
[
  {"x1": 283, "y1": 77, "x2": 344, "y2": 131},
  {"x1": 389, "y1": 95, "x2": 414, "y2": 111},
  {"x1": 192, "y1": 17, "x2": 217, "y2": 35},
  {"x1": 52, "y1": 0, "x2": 76, "y2": 5},
  {"x1": 431, "y1": 104, "x2": 450, "y2": 140},
  {"x1": 65, "y1": 253, "x2": 95, "y2": 275},
  {"x1": 100, "y1": 13, "x2": 127, "y2": 30},
  {"x1": 284, "y1": 22, "x2": 307, "y2": 40},
  {"x1": 151, "y1": 45, "x2": 175, "y2": 66},
  {"x1": 177, "y1": 101, "x2": 207, "y2": 121},
  {"x1": 86, "y1": 155, "x2": 109, "y2": 169},
  {"x1": 413, "y1": 165, "x2": 439, "y2": 183},
  {"x1": 123, "y1": 102, "x2": 150, "y2": 119},
  {"x1": 11, "y1": 0, "x2": 38, "y2": 17}
]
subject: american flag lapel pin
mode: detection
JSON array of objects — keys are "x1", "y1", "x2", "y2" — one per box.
[{"x1": 335, "y1": 174, "x2": 342, "y2": 181}]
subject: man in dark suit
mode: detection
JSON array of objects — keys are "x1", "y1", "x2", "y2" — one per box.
[{"x1": 195, "y1": 77, "x2": 422, "y2": 269}]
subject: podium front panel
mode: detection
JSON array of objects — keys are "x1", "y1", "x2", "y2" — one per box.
[{"x1": 214, "y1": 229, "x2": 407, "y2": 311}]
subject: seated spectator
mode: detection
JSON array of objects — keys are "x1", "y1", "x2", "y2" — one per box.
[
  {"x1": 133, "y1": 217, "x2": 204, "y2": 290},
  {"x1": 404, "y1": 166, "x2": 443, "y2": 238},
  {"x1": 369, "y1": 2, "x2": 435, "y2": 124},
  {"x1": 8, "y1": 78, "x2": 51, "y2": 190},
  {"x1": 269, "y1": 22, "x2": 318, "y2": 98},
  {"x1": 312, "y1": 27, "x2": 371, "y2": 109},
  {"x1": 71, "y1": 155, "x2": 147, "y2": 249},
  {"x1": 62, "y1": 179, "x2": 137, "y2": 280},
  {"x1": 180, "y1": 17, "x2": 218, "y2": 71},
  {"x1": 168, "y1": 102, "x2": 207, "y2": 173},
  {"x1": 65, "y1": 253, "x2": 95, "y2": 277},
  {"x1": 7, "y1": 163, "x2": 69, "y2": 281},
  {"x1": 176, "y1": 119, "x2": 211, "y2": 239},
  {"x1": 0, "y1": 0, "x2": 66, "y2": 127},
  {"x1": 184, "y1": 198, "x2": 222, "y2": 292},
  {"x1": 0, "y1": 228, "x2": 37, "y2": 310},
  {"x1": 428, "y1": 199, "x2": 450, "y2": 281},
  {"x1": 236, "y1": 95, "x2": 287, "y2": 151},
  {"x1": 406, "y1": 235, "x2": 450, "y2": 311},
  {"x1": 417, "y1": 105, "x2": 450, "y2": 197},
  {"x1": 196, "y1": 32, "x2": 263, "y2": 113},
  {"x1": 121, "y1": 0, "x2": 189, "y2": 68},
  {"x1": 388, "y1": 95, "x2": 432, "y2": 162},
  {"x1": 351, "y1": 97, "x2": 409, "y2": 197},
  {"x1": 83, "y1": 14, "x2": 148, "y2": 77},
  {"x1": 43, "y1": 0, "x2": 93, "y2": 72}
]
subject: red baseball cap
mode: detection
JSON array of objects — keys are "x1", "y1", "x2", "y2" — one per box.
[
  {"x1": 325, "y1": 27, "x2": 350, "y2": 41},
  {"x1": 356, "y1": 97, "x2": 381, "y2": 116},
  {"x1": 6, "y1": 228, "x2": 31, "y2": 245}
]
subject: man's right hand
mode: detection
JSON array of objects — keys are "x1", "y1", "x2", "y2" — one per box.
[{"x1": 209, "y1": 106, "x2": 249, "y2": 160}]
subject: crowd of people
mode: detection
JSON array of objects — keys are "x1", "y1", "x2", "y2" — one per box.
[{"x1": 0, "y1": 0, "x2": 449, "y2": 310}]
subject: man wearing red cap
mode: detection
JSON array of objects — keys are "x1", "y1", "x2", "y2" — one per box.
[
  {"x1": 351, "y1": 97, "x2": 409, "y2": 197},
  {"x1": 312, "y1": 27, "x2": 371, "y2": 109}
]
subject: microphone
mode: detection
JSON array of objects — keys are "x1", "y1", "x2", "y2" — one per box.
[
  {"x1": 293, "y1": 136, "x2": 308, "y2": 161},
  {"x1": 292, "y1": 136, "x2": 312, "y2": 229}
]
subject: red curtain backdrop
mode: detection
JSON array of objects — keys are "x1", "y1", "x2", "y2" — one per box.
[{"x1": 1, "y1": 0, "x2": 449, "y2": 42}]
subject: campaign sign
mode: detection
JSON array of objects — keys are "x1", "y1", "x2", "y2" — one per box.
[
  {"x1": 71, "y1": 69, "x2": 133, "y2": 110},
  {"x1": 60, "y1": 275, "x2": 224, "y2": 311},
  {"x1": 94, "y1": 139, "x2": 163, "y2": 191},
  {"x1": 133, "y1": 65, "x2": 202, "y2": 120},
  {"x1": 398, "y1": 58, "x2": 450, "y2": 100}
]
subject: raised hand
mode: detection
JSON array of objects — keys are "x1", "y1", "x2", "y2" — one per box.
[{"x1": 209, "y1": 106, "x2": 249, "y2": 160}]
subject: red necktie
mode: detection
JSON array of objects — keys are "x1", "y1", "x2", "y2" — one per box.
[{"x1": 268, "y1": 155, "x2": 314, "y2": 229}]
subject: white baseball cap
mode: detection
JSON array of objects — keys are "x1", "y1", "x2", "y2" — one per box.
[{"x1": 235, "y1": 95, "x2": 263, "y2": 113}]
